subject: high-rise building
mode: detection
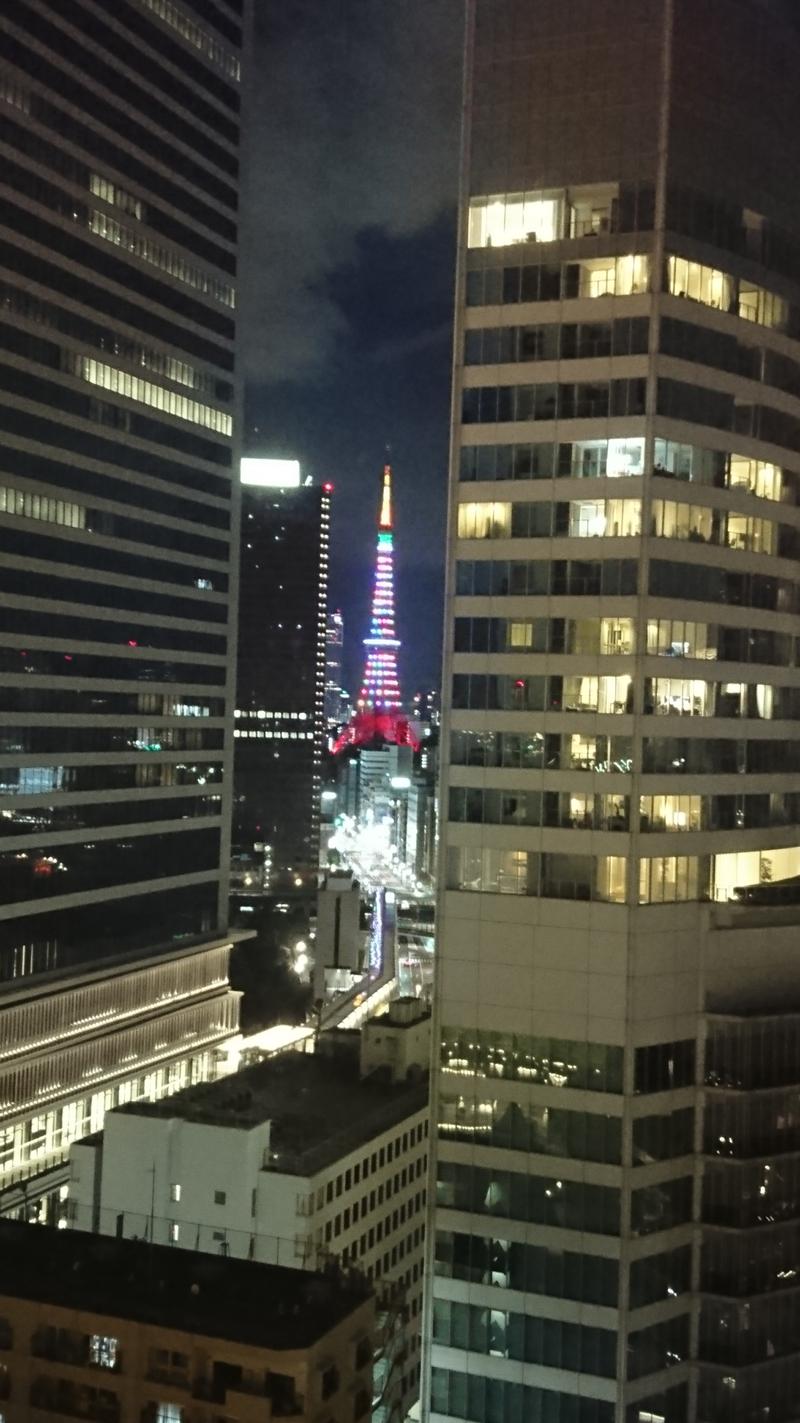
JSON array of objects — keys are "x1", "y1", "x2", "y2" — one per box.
[
  {"x1": 0, "y1": 0, "x2": 246, "y2": 1216},
  {"x1": 425, "y1": 4, "x2": 800, "y2": 1420},
  {"x1": 233, "y1": 459, "x2": 330, "y2": 888},
  {"x1": 325, "y1": 607, "x2": 346, "y2": 727}
]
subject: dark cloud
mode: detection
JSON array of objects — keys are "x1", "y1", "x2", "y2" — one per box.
[{"x1": 240, "y1": 0, "x2": 464, "y2": 385}]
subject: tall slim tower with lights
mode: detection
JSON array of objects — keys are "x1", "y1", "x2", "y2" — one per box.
[
  {"x1": 333, "y1": 464, "x2": 417, "y2": 756},
  {"x1": 360, "y1": 464, "x2": 402, "y2": 711}
]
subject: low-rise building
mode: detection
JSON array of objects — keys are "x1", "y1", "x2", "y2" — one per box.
[
  {"x1": 360, "y1": 998, "x2": 431, "y2": 1083},
  {"x1": 0, "y1": 940, "x2": 240, "y2": 1224},
  {"x1": 69, "y1": 1016, "x2": 431, "y2": 1422},
  {"x1": 0, "y1": 1217, "x2": 374, "y2": 1423}
]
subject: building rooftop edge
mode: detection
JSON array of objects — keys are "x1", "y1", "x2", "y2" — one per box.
[{"x1": 0, "y1": 1220, "x2": 370, "y2": 1351}]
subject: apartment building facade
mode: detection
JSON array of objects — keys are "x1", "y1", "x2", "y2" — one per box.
[
  {"x1": 0, "y1": 1217, "x2": 375, "y2": 1423},
  {"x1": 70, "y1": 1043, "x2": 429, "y2": 1421}
]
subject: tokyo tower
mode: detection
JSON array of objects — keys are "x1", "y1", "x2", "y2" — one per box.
[
  {"x1": 359, "y1": 464, "x2": 401, "y2": 710},
  {"x1": 332, "y1": 463, "x2": 419, "y2": 754}
]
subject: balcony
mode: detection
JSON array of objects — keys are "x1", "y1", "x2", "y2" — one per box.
[
  {"x1": 146, "y1": 1369, "x2": 190, "y2": 1390},
  {"x1": 32, "y1": 1332, "x2": 89, "y2": 1368},
  {"x1": 191, "y1": 1374, "x2": 301, "y2": 1418},
  {"x1": 30, "y1": 1379, "x2": 120, "y2": 1423}
]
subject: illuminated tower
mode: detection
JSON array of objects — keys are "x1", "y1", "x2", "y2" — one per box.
[
  {"x1": 360, "y1": 464, "x2": 402, "y2": 710},
  {"x1": 333, "y1": 464, "x2": 418, "y2": 755}
]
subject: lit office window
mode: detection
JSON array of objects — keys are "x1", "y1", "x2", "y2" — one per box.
[
  {"x1": 90, "y1": 173, "x2": 143, "y2": 219},
  {"x1": 457, "y1": 501, "x2": 512, "y2": 538},
  {"x1": 76, "y1": 358, "x2": 232, "y2": 436},
  {"x1": 447, "y1": 846, "x2": 629, "y2": 903},
  {"x1": 756, "y1": 684, "x2": 774, "y2": 719},
  {"x1": 568, "y1": 499, "x2": 641, "y2": 537},
  {"x1": 638, "y1": 856, "x2": 702, "y2": 903},
  {"x1": 653, "y1": 439, "x2": 697, "y2": 480},
  {"x1": 567, "y1": 619, "x2": 634, "y2": 655},
  {"x1": 468, "y1": 191, "x2": 564, "y2": 249},
  {"x1": 606, "y1": 437, "x2": 645, "y2": 477},
  {"x1": 652, "y1": 500, "x2": 714, "y2": 542},
  {"x1": 0, "y1": 73, "x2": 29, "y2": 113},
  {"x1": 646, "y1": 620, "x2": 716, "y2": 660},
  {"x1": 0, "y1": 485, "x2": 85, "y2": 528},
  {"x1": 507, "y1": 620, "x2": 534, "y2": 648},
  {"x1": 576, "y1": 254, "x2": 649, "y2": 298},
  {"x1": 712, "y1": 845, "x2": 800, "y2": 901},
  {"x1": 728, "y1": 456, "x2": 782, "y2": 501},
  {"x1": 600, "y1": 618, "x2": 635, "y2": 654},
  {"x1": 562, "y1": 675, "x2": 632, "y2": 714},
  {"x1": 139, "y1": 0, "x2": 241, "y2": 80},
  {"x1": 739, "y1": 281, "x2": 788, "y2": 329},
  {"x1": 155, "y1": 1406, "x2": 182, "y2": 1423},
  {"x1": 568, "y1": 437, "x2": 645, "y2": 479},
  {"x1": 651, "y1": 677, "x2": 710, "y2": 716},
  {"x1": 725, "y1": 512, "x2": 775, "y2": 554},
  {"x1": 448, "y1": 846, "x2": 531, "y2": 895},
  {"x1": 88, "y1": 210, "x2": 235, "y2": 308},
  {"x1": 640, "y1": 795, "x2": 703, "y2": 831},
  {"x1": 89, "y1": 1336, "x2": 118, "y2": 1369},
  {"x1": 667, "y1": 256, "x2": 734, "y2": 311},
  {"x1": 568, "y1": 184, "x2": 618, "y2": 238},
  {"x1": 598, "y1": 857, "x2": 627, "y2": 903}
]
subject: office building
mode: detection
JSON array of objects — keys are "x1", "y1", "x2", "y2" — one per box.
[
  {"x1": 325, "y1": 607, "x2": 346, "y2": 727},
  {"x1": 425, "y1": 3, "x2": 800, "y2": 1421},
  {"x1": 70, "y1": 1019, "x2": 430, "y2": 1422},
  {"x1": 0, "y1": 1217, "x2": 374, "y2": 1423},
  {"x1": 0, "y1": 1, "x2": 246, "y2": 1216},
  {"x1": 313, "y1": 871, "x2": 366, "y2": 1002},
  {"x1": 404, "y1": 772, "x2": 437, "y2": 885},
  {"x1": 234, "y1": 460, "x2": 330, "y2": 889},
  {"x1": 344, "y1": 743, "x2": 414, "y2": 828}
]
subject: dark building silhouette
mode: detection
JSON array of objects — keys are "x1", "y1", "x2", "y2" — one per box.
[
  {"x1": 234, "y1": 465, "x2": 330, "y2": 889},
  {"x1": 0, "y1": 0, "x2": 247, "y2": 1216}
]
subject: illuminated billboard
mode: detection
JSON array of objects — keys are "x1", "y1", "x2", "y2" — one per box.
[{"x1": 240, "y1": 457, "x2": 301, "y2": 488}]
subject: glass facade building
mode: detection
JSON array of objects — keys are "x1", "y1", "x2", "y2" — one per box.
[
  {"x1": 424, "y1": 2, "x2": 800, "y2": 1419},
  {"x1": 0, "y1": 0, "x2": 246, "y2": 1214}
]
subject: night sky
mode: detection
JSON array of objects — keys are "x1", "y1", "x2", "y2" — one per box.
[{"x1": 239, "y1": 1, "x2": 464, "y2": 695}]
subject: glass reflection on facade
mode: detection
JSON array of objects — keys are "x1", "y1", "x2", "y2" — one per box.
[
  {"x1": 0, "y1": 1, "x2": 244, "y2": 1211},
  {"x1": 427, "y1": 1, "x2": 800, "y2": 1419}
]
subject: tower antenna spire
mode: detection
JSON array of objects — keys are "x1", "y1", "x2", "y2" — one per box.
[{"x1": 362, "y1": 462, "x2": 400, "y2": 706}]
